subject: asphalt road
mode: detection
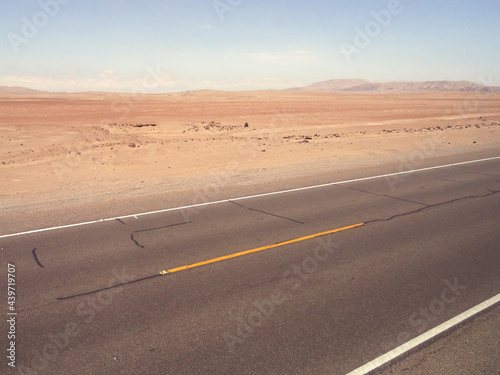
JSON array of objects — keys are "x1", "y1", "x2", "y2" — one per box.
[
  {"x1": 1, "y1": 155, "x2": 499, "y2": 375},
  {"x1": 376, "y1": 304, "x2": 500, "y2": 374}
]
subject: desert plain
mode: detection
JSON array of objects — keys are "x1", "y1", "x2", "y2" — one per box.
[{"x1": 1, "y1": 90, "x2": 500, "y2": 217}]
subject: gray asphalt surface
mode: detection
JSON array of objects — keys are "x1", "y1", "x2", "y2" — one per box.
[
  {"x1": 1, "y1": 153, "x2": 499, "y2": 375},
  {"x1": 376, "y1": 304, "x2": 500, "y2": 375}
]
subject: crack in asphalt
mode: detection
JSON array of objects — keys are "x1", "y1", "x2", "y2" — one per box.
[
  {"x1": 118, "y1": 219, "x2": 191, "y2": 249},
  {"x1": 364, "y1": 190, "x2": 500, "y2": 225},
  {"x1": 228, "y1": 200, "x2": 304, "y2": 224},
  {"x1": 345, "y1": 186, "x2": 429, "y2": 207},
  {"x1": 31, "y1": 248, "x2": 44, "y2": 268},
  {"x1": 130, "y1": 233, "x2": 145, "y2": 249},
  {"x1": 133, "y1": 221, "x2": 191, "y2": 234},
  {"x1": 228, "y1": 200, "x2": 246, "y2": 209},
  {"x1": 56, "y1": 274, "x2": 163, "y2": 301}
]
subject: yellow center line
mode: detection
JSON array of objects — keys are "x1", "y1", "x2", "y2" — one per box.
[{"x1": 160, "y1": 222, "x2": 364, "y2": 275}]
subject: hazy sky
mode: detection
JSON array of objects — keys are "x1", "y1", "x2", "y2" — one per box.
[{"x1": 1, "y1": 0, "x2": 499, "y2": 92}]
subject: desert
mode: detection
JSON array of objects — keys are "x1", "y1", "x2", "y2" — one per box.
[
  {"x1": 1, "y1": 87, "x2": 499, "y2": 218},
  {"x1": 4, "y1": 2, "x2": 500, "y2": 373}
]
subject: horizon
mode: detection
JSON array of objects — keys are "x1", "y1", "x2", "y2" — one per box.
[
  {"x1": 1, "y1": 1, "x2": 499, "y2": 92},
  {"x1": 2, "y1": 77, "x2": 500, "y2": 95}
]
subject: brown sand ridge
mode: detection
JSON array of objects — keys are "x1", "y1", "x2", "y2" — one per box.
[{"x1": 1, "y1": 90, "x2": 500, "y2": 212}]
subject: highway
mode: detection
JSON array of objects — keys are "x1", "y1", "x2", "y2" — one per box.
[{"x1": 1, "y1": 154, "x2": 499, "y2": 374}]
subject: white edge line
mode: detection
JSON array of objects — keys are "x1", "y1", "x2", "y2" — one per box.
[
  {"x1": 345, "y1": 293, "x2": 500, "y2": 375},
  {"x1": 1, "y1": 156, "x2": 499, "y2": 240}
]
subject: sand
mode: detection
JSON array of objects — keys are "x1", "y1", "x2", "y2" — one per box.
[{"x1": 1, "y1": 90, "x2": 499, "y2": 214}]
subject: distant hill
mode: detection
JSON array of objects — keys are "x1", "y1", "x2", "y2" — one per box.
[
  {"x1": 287, "y1": 79, "x2": 500, "y2": 93},
  {"x1": 0, "y1": 86, "x2": 48, "y2": 94},
  {"x1": 286, "y1": 79, "x2": 370, "y2": 92}
]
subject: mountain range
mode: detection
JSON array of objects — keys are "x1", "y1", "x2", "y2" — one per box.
[
  {"x1": 0, "y1": 86, "x2": 48, "y2": 94},
  {"x1": 286, "y1": 79, "x2": 500, "y2": 93}
]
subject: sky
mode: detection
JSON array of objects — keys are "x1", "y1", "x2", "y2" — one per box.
[{"x1": 1, "y1": 0, "x2": 499, "y2": 92}]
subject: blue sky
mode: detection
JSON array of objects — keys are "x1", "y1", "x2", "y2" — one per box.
[{"x1": 1, "y1": 0, "x2": 499, "y2": 92}]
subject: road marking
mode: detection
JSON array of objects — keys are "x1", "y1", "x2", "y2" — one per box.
[
  {"x1": 345, "y1": 293, "x2": 500, "y2": 375},
  {"x1": 1, "y1": 156, "x2": 499, "y2": 239},
  {"x1": 160, "y1": 223, "x2": 364, "y2": 275}
]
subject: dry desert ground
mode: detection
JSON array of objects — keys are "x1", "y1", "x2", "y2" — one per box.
[{"x1": 1, "y1": 90, "x2": 500, "y2": 216}]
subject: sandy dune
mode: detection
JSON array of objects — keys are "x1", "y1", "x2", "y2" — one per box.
[{"x1": 1, "y1": 90, "x2": 499, "y2": 212}]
